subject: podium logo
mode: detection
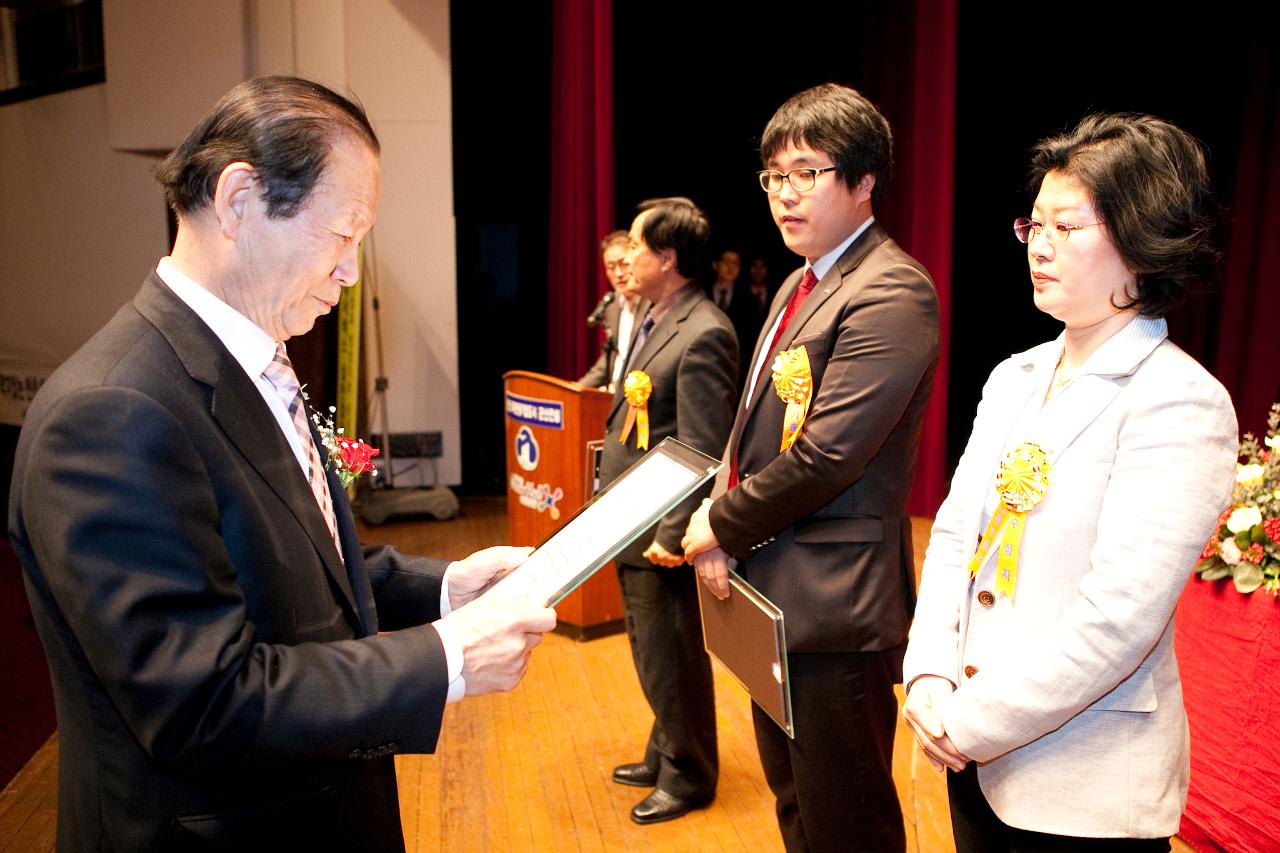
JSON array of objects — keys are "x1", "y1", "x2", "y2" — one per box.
[
  {"x1": 510, "y1": 474, "x2": 563, "y2": 520},
  {"x1": 505, "y1": 392, "x2": 564, "y2": 429},
  {"x1": 514, "y1": 426, "x2": 540, "y2": 471}
]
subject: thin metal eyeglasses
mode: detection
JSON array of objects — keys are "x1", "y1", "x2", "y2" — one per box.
[
  {"x1": 1013, "y1": 217, "x2": 1103, "y2": 244},
  {"x1": 758, "y1": 166, "x2": 837, "y2": 193}
]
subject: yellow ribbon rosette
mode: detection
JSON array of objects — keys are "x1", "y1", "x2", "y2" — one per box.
[
  {"x1": 619, "y1": 369, "x2": 652, "y2": 450},
  {"x1": 772, "y1": 345, "x2": 812, "y2": 452},
  {"x1": 965, "y1": 441, "x2": 1051, "y2": 600}
]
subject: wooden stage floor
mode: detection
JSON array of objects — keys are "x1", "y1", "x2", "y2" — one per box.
[{"x1": 0, "y1": 497, "x2": 1194, "y2": 852}]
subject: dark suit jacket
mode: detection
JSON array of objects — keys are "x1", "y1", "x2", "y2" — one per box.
[
  {"x1": 7, "y1": 274, "x2": 451, "y2": 852},
  {"x1": 599, "y1": 287, "x2": 737, "y2": 567},
  {"x1": 709, "y1": 222, "x2": 939, "y2": 655}
]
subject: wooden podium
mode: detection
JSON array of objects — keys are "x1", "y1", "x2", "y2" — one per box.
[{"x1": 502, "y1": 370, "x2": 623, "y2": 638}]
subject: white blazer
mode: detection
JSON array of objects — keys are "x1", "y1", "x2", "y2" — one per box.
[{"x1": 903, "y1": 316, "x2": 1237, "y2": 838}]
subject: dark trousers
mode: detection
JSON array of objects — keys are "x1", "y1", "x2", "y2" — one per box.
[
  {"x1": 947, "y1": 763, "x2": 1171, "y2": 852},
  {"x1": 752, "y1": 648, "x2": 904, "y2": 853},
  {"x1": 616, "y1": 563, "x2": 718, "y2": 801}
]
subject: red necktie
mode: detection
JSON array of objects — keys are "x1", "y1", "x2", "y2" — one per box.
[{"x1": 728, "y1": 268, "x2": 819, "y2": 489}]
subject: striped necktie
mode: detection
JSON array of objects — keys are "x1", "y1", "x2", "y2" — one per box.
[
  {"x1": 261, "y1": 343, "x2": 343, "y2": 558},
  {"x1": 622, "y1": 313, "x2": 656, "y2": 376}
]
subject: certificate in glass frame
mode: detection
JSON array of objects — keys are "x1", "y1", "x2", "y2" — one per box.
[{"x1": 483, "y1": 437, "x2": 721, "y2": 606}]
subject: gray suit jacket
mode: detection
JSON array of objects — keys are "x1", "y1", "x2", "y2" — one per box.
[
  {"x1": 903, "y1": 316, "x2": 1237, "y2": 837},
  {"x1": 599, "y1": 286, "x2": 737, "y2": 567},
  {"x1": 8, "y1": 273, "x2": 450, "y2": 852},
  {"x1": 709, "y1": 222, "x2": 939, "y2": 654}
]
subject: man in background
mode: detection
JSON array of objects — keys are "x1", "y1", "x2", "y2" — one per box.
[
  {"x1": 580, "y1": 230, "x2": 645, "y2": 391},
  {"x1": 8, "y1": 76, "x2": 554, "y2": 852},
  {"x1": 707, "y1": 248, "x2": 742, "y2": 314},
  {"x1": 599, "y1": 197, "x2": 737, "y2": 825},
  {"x1": 683, "y1": 84, "x2": 939, "y2": 852}
]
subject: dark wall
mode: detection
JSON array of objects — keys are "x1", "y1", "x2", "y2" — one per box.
[
  {"x1": 1, "y1": 425, "x2": 17, "y2": 524},
  {"x1": 451, "y1": 2, "x2": 552, "y2": 493},
  {"x1": 450, "y1": 4, "x2": 1265, "y2": 491},
  {"x1": 947, "y1": 10, "x2": 1257, "y2": 465},
  {"x1": 612, "y1": 4, "x2": 882, "y2": 292}
]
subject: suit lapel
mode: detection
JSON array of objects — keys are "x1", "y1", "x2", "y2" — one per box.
[
  {"x1": 956, "y1": 351, "x2": 1050, "y2": 550},
  {"x1": 608, "y1": 292, "x2": 688, "y2": 421},
  {"x1": 955, "y1": 317, "x2": 1168, "y2": 550},
  {"x1": 734, "y1": 222, "x2": 889, "y2": 443},
  {"x1": 776, "y1": 223, "x2": 886, "y2": 354},
  {"x1": 1036, "y1": 316, "x2": 1168, "y2": 464},
  {"x1": 312, "y1": 420, "x2": 373, "y2": 634},
  {"x1": 133, "y1": 275, "x2": 363, "y2": 625}
]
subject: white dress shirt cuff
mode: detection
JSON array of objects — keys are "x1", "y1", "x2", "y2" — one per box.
[{"x1": 433, "y1": 562, "x2": 465, "y2": 702}]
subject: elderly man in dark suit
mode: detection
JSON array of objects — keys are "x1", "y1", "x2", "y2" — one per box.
[
  {"x1": 7, "y1": 76, "x2": 555, "y2": 852},
  {"x1": 599, "y1": 197, "x2": 737, "y2": 825},
  {"x1": 683, "y1": 84, "x2": 939, "y2": 852}
]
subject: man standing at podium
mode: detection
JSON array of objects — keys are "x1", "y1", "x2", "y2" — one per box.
[
  {"x1": 598, "y1": 197, "x2": 738, "y2": 824},
  {"x1": 579, "y1": 230, "x2": 643, "y2": 391}
]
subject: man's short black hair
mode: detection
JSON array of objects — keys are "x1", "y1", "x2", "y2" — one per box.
[
  {"x1": 760, "y1": 83, "x2": 893, "y2": 208},
  {"x1": 636, "y1": 197, "x2": 711, "y2": 280},
  {"x1": 1029, "y1": 113, "x2": 1221, "y2": 317},
  {"x1": 155, "y1": 75, "x2": 379, "y2": 219}
]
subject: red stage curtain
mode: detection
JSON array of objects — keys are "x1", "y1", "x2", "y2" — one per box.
[
  {"x1": 866, "y1": 0, "x2": 958, "y2": 516},
  {"x1": 1213, "y1": 50, "x2": 1280, "y2": 438},
  {"x1": 902, "y1": 0, "x2": 956, "y2": 516},
  {"x1": 546, "y1": 0, "x2": 615, "y2": 381}
]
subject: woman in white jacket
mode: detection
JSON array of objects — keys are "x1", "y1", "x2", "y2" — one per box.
[{"x1": 902, "y1": 114, "x2": 1238, "y2": 852}]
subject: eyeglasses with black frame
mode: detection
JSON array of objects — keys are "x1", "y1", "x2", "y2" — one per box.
[
  {"x1": 1013, "y1": 217, "x2": 1103, "y2": 244},
  {"x1": 757, "y1": 166, "x2": 838, "y2": 193}
]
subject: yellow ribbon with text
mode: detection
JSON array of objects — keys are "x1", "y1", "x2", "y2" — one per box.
[
  {"x1": 965, "y1": 442, "x2": 1051, "y2": 601},
  {"x1": 620, "y1": 370, "x2": 652, "y2": 450},
  {"x1": 772, "y1": 345, "x2": 812, "y2": 452}
]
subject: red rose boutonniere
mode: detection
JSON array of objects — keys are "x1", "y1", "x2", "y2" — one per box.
[{"x1": 311, "y1": 406, "x2": 380, "y2": 488}]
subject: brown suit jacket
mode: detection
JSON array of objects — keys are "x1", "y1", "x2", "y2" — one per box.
[{"x1": 708, "y1": 222, "x2": 939, "y2": 654}]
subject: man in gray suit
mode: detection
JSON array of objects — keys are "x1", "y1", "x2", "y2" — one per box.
[{"x1": 599, "y1": 197, "x2": 738, "y2": 825}]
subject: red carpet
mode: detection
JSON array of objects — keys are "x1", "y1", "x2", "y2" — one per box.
[{"x1": 0, "y1": 538, "x2": 55, "y2": 788}]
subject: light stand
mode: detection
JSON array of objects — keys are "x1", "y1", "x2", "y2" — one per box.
[{"x1": 355, "y1": 231, "x2": 459, "y2": 524}]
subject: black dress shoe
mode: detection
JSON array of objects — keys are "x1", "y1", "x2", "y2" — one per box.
[
  {"x1": 629, "y1": 788, "x2": 708, "y2": 825},
  {"x1": 612, "y1": 762, "x2": 658, "y2": 787}
]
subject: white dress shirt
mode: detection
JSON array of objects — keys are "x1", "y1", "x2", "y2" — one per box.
[{"x1": 610, "y1": 295, "x2": 640, "y2": 385}]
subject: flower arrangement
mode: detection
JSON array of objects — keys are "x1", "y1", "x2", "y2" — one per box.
[
  {"x1": 1196, "y1": 404, "x2": 1280, "y2": 595},
  {"x1": 311, "y1": 406, "x2": 380, "y2": 488}
]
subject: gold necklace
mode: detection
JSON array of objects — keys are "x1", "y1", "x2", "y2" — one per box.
[{"x1": 1047, "y1": 354, "x2": 1074, "y2": 400}]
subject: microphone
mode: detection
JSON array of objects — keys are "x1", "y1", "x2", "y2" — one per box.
[{"x1": 587, "y1": 291, "x2": 616, "y2": 328}]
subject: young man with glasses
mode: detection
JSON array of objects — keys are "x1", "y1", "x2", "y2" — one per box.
[{"x1": 683, "y1": 83, "x2": 940, "y2": 852}]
